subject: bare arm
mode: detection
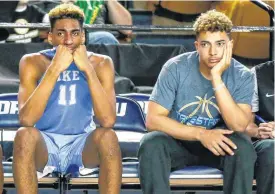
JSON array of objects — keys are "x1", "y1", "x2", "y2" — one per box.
[
  {"x1": 86, "y1": 57, "x2": 116, "y2": 128},
  {"x1": 146, "y1": 101, "x2": 203, "y2": 140},
  {"x1": 106, "y1": 0, "x2": 132, "y2": 35},
  {"x1": 211, "y1": 41, "x2": 252, "y2": 132},
  {"x1": 212, "y1": 78, "x2": 252, "y2": 131},
  {"x1": 74, "y1": 47, "x2": 116, "y2": 128},
  {"x1": 245, "y1": 113, "x2": 259, "y2": 137},
  {"x1": 19, "y1": 46, "x2": 73, "y2": 126},
  {"x1": 18, "y1": 55, "x2": 61, "y2": 126}
]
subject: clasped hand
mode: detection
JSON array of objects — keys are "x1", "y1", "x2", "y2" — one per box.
[
  {"x1": 258, "y1": 121, "x2": 275, "y2": 139},
  {"x1": 52, "y1": 45, "x2": 90, "y2": 73}
]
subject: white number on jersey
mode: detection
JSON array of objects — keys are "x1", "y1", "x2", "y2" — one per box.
[{"x1": 58, "y1": 84, "x2": 76, "y2": 105}]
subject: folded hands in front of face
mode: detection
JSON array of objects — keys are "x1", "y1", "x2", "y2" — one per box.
[
  {"x1": 73, "y1": 45, "x2": 91, "y2": 72},
  {"x1": 211, "y1": 41, "x2": 233, "y2": 77},
  {"x1": 53, "y1": 45, "x2": 91, "y2": 73},
  {"x1": 52, "y1": 45, "x2": 74, "y2": 73},
  {"x1": 258, "y1": 121, "x2": 275, "y2": 139}
]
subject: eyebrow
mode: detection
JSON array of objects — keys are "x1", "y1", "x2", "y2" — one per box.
[
  {"x1": 56, "y1": 29, "x2": 81, "y2": 32},
  {"x1": 200, "y1": 40, "x2": 226, "y2": 44}
]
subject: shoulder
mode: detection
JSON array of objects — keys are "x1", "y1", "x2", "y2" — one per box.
[
  {"x1": 19, "y1": 52, "x2": 48, "y2": 78},
  {"x1": 230, "y1": 58, "x2": 253, "y2": 79},
  {"x1": 20, "y1": 52, "x2": 47, "y2": 65},
  {"x1": 163, "y1": 51, "x2": 197, "y2": 72},
  {"x1": 88, "y1": 52, "x2": 113, "y2": 68},
  {"x1": 255, "y1": 60, "x2": 274, "y2": 72},
  {"x1": 88, "y1": 52, "x2": 115, "y2": 76}
]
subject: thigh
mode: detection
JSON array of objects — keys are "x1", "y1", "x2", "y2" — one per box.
[
  {"x1": 35, "y1": 131, "x2": 52, "y2": 172},
  {"x1": 253, "y1": 139, "x2": 274, "y2": 164},
  {"x1": 180, "y1": 140, "x2": 222, "y2": 169},
  {"x1": 81, "y1": 128, "x2": 108, "y2": 168},
  {"x1": 14, "y1": 127, "x2": 51, "y2": 172},
  {"x1": 140, "y1": 131, "x2": 198, "y2": 171}
]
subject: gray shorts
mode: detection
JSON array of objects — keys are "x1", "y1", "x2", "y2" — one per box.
[{"x1": 40, "y1": 131, "x2": 93, "y2": 173}]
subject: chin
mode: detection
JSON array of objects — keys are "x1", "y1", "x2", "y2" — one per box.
[{"x1": 207, "y1": 62, "x2": 218, "y2": 68}]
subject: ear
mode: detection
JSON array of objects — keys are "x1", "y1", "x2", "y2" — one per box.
[
  {"x1": 194, "y1": 41, "x2": 199, "y2": 51},
  {"x1": 48, "y1": 32, "x2": 53, "y2": 45}
]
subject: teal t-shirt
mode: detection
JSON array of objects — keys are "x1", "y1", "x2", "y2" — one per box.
[{"x1": 150, "y1": 51, "x2": 254, "y2": 129}]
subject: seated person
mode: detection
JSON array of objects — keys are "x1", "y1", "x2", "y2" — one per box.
[
  {"x1": 138, "y1": 10, "x2": 256, "y2": 194},
  {"x1": 13, "y1": 4, "x2": 121, "y2": 194},
  {"x1": 245, "y1": 61, "x2": 274, "y2": 194},
  {"x1": 5, "y1": 0, "x2": 49, "y2": 43}
]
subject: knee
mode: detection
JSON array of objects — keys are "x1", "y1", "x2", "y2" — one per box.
[
  {"x1": 229, "y1": 132, "x2": 257, "y2": 164},
  {"x1": 96, "y1": 128, "x2": 120, "y2": 158},
  {"x1": 256, "y1": 139, "x2": 274, "y2": 167},
  {"x1": 138, "y1": 131, "x2": 170, "y2": 157},
  {"x1": 99, "y1": 128, "x2": 119, "y2": 145},
  {"x1": 14, "y1": 127, "x2": 40, "y2": 146}
]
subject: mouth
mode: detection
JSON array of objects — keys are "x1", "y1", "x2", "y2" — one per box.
[
  {"x1": 209, "y1": 59, "x2": 220, "y2": 63},
  {"x1": 66, "y1": 47, "x2": 75, "y2": 53}
]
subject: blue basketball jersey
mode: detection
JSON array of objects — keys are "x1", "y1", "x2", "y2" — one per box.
[{"x1": 35, "y1": 48, "x2": 96, "y2": 135}]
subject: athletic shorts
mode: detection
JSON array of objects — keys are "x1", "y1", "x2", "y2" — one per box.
[{"x1": 40, "y1": 131, "x2": 94, "y2": 173}]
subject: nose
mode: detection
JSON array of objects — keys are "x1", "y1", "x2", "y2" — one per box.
[
  {"x1": 64, "y1": 33, "x2": 73, "y2": 45},
  {"x1": 209, "y1": 45, "x2": 217, "y2": 56}
]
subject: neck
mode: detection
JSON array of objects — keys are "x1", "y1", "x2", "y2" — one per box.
[{"x1": 199, "y1": 62, "x2": 212, "y2": 80}]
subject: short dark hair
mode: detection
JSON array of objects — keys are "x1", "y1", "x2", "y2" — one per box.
[{"x1": 48, "y1": 3, "x2": 85, "y2": 31}]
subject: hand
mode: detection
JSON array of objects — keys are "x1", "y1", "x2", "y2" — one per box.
[
  {"x1": 211, "y1": 41, "x2": 233, "y2": 77},
  {"x1": 73, "y1": 45, "x2": 90, "y2": 72},
  {"x1": 199, "y1": 129, "x2": 237, "y2": 156},
  {"x1": 52, "y1": 45, "x2": 73, "y2": 73},
  {"x1": 258, "y1": 121, "x2": 275, "y2": 139}
]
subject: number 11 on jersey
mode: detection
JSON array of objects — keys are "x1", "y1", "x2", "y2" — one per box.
[{"x1": 58, "y1": 84, "x2": 76, "y2": 105}]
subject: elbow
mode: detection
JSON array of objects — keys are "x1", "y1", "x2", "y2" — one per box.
[
  {"x1": 19, "y1": 114, "x2": 34, "y2": 127},
  {"x1": 233, "y1": 127, "x2": 246, "y2": 133},
  {"x1": 100, "y1": 116, "x2": 116, "y2": 128},
  {"x1": 232, "y1": 121, "x2": 250, "y2": 132},
  {"x1": 145, "y1": 116, "x2": 155, "y2": 132}
]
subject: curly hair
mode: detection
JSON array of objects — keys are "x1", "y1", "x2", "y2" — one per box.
[
  {"x1": 193, "y1": 10, "x2": 233, "y2": 36},
  {"x1": 48, "y1": 3, "x2": 85, "y2": 30}
]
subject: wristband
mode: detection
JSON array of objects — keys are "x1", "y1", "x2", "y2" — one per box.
[{"x1": 213, "y1": 83, "x2": 225, "y2": 92}]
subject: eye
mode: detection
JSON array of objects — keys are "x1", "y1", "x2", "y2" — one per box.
[
  {"x1": 57, "y1": 32, "x2": 64, "y2": 37},
  {"x1": 217, "y1": 42, "x2": 225, "y2": 47},
  {"x1": 72, "y1": 31, "x2": 80, "y2": 36},
  {"x1": 201, "y1": 42, "x2": 210, "y2": 48}
]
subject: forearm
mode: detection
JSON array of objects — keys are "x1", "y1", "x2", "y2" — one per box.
[
  {"x1": 245, "y1": 122, "x2": 259, "y2": 138},
  {"x1": 107, "y1": 0, "x2": 132, "y2": 35},
  {"x1": 212, "y1": 77, "x2": 249, "y2": 131},
  {"x1": 146, "y1": 115, "x2": 204, "y2": 141},
  {"x1": 85, "y1": 67, "x2": 116, "y2": 128},
  {"x1": 19, "y1": 66, "x2": 60, "y2": 126}
]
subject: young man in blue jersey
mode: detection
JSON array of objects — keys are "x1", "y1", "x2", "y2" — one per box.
[
  {"x1": 138, "y1": 10, "x2": 256, "y2": 194},
  {"x1": 13, "y1": 3, "x2": 121, "y2": 194}
]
